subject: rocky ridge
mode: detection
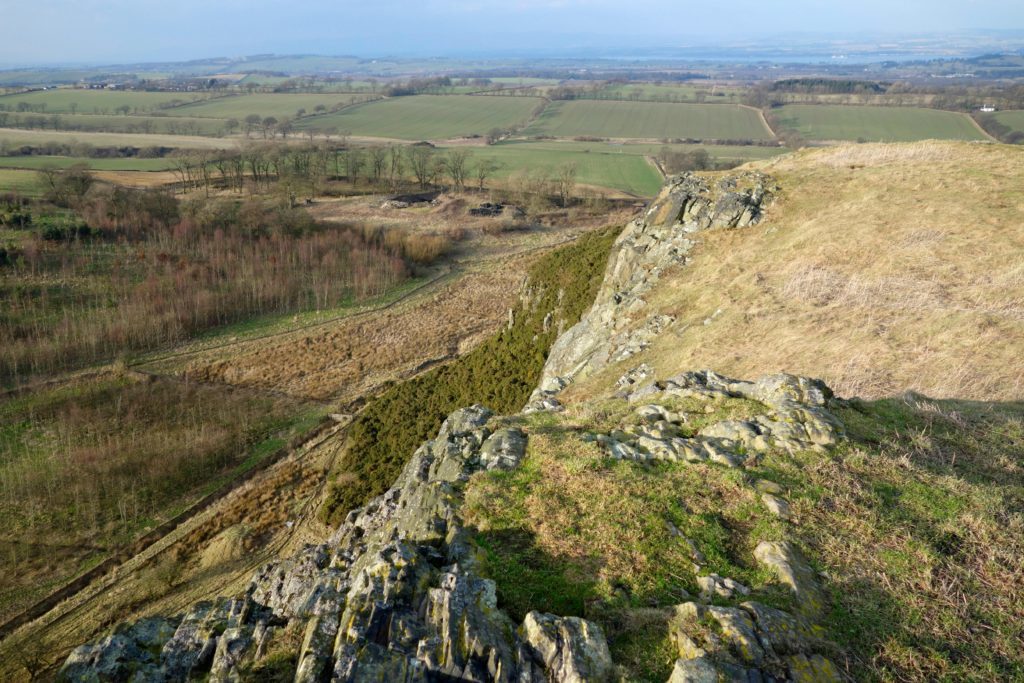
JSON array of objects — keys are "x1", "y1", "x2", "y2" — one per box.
[
  {"x1": 60, "y1": 172, "x2": 848, "y2": 682},
  {"x1": 529, "y1": 171, "x2": 777, "y2": 412}
]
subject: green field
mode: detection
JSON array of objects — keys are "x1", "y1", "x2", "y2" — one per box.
[
  {"x1": 524, "y1": 100, "x2": 773, "y2": 141},
  {"x1": 169, "y1": 93, "x2": 370, "y2": 120},
  {"x1": 992, "y1": 110, "x2": 1024, "y2": 137},
  {"x1": 455, "y1": 144, "x2": 663, "y2": 196},
  {"x1": 2, "y1": 112, "x2": 225, "y2": 136},
  {"x1": 773, "y1": 104, "x2": 988, "y2": 142},
  {"x1": 0, "y1": 155, "x2": 175, "y2": 171},
  {"x1": 294, "y1": 95, "x2": 544, "y2": 140},
  {"x1": 0, "y1": 169, "x2": 40, "y2": 195},
  {"x1": 0, "y1": 89, "x2": 210, "y2": 114},
  {"x1": 0, "y1": 127, "x2": 235, "y2": 150}
]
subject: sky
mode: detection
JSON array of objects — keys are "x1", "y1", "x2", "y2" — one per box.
[{"x1": 2, "y1": 0, "x2": 1024, "y2": 65}]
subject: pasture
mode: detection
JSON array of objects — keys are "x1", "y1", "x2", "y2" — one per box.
[
  {"x1": 168, "y1": 93, "x2": 371, "y2": 120},
  {"x1": 0, "y1": 89, "x2": 210, "y2": 114},
  {"x1": 0, "y1": 169, "x2": 40, "y2": 195},
  {"x1": 772, "y1": 104, "x2": 988, "y2": 142},
  {"x1": 524, "y1": 100, "x2": 773, "y2": 141},
  {"x1": 457, "y1": 143, "x2": 664, "y2": 196},
  {"x1": 294, "y1": 95, "x2": 544, "y2": 140},
  {"x1": 992, "y1": 110, "x2": 1024, "y2": 136}
]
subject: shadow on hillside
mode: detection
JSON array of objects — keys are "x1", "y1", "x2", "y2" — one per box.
[{"x1": 470, "y1": 527, "x2": 603, "y2": 623}]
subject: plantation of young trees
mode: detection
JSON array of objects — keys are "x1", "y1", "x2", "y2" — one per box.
[{"x1": 0, "y1": 179, "x2": 435, "y2": 383}]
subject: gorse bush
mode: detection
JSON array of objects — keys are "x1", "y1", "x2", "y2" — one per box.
[{"x1": 319, "y1": 225, "x2": 619, "y2": 526}]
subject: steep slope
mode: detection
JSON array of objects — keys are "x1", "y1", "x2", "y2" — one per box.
[{"x1": 53, "y1": 144, "x2": 1024, "y2": 682}]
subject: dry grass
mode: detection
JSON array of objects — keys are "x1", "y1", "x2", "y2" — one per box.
[{"x1": 570, "y1": 141, "x2": 1024, "y2": 402}]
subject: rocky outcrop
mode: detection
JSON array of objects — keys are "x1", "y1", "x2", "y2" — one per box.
[
  {"x1": 532, "y1": 171, "x2": 777, "y2": 404},
  {"x1": 60, "y1": 172, "x2": 849, "y2": 683},
  {"x1": 60, "y1": 407, "x2": 610, "y2": 682},
  {"x1": 588, "y1": 370, "x2": 845, "y2": 470}
]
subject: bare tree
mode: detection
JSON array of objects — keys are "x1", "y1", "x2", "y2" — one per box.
[
  {"x1": 555, "y1": 162, "x2": 577, "y2": 207},
  {"x1": 442, "y1": 149, "x2": 471, "y2": 192},
  {"x1": 407, "y1": 145, "x2": 439, "y2": 189},
  {"x1": 474, "y1": 157, "x2": 502, "y2": 191}
]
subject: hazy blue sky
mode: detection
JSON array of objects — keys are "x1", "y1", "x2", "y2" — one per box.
[{"x1": 2, "y1": 0, "x2": 1024, "y2": 64}]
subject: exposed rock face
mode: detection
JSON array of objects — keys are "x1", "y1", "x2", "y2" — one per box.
[
  {"x1": 532, "y1": 171, "x2": 777, "y2": 404},
  {"x1": 60, "y1": 407, "x2": 609, "y2": 682}
]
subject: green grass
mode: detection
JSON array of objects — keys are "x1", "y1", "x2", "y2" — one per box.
[
  {"x1": 451, "y1": 143, "x2": 664, "y2": 196},
  {"x1": 0, "y1": 156, "x2": 175, "y2": 171},
  {"x1": 0, "y1": 168, "x2": 40, "y2": 195},
  {"x1": 167, "y1": 93, "x2": 370, "y2": 120},
  {"x1": 293, "y1": 94, "x2": 544, "y2": 140},
  {"x1": 992, "y1": 110, "x2": 1024, "y2": 137},
  {"x1": 773, "y1": 104, "x2": 988, "y2": 142},
  {"x1": 524, "y1": 100, "x2": 774, "y2": 141},
  {"x1": 0, "y1": 89, "x2": 211, "y2": 114}
]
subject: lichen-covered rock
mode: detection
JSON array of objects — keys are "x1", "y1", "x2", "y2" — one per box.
[
  {"x1": 668, "y1": 599, "x2": 840, "y2": 683},
  {"x1": 520, "y1": 612, "x2": 613, "y2": 683},
  {"x1": 753, "y1": 541, "x2": 828, "y2": 618}
]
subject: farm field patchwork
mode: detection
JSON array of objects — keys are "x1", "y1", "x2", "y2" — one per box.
[
  {"x1": 524, "y1": 100, "x2": 773, "y2": 140},
  {"x1": 0, "y1": 89, "x2": 211, "y2": 114},
  {"x1": 594, "y1": 82, "x2": 742, "y2": 103},
  {"x1": 293, "y1": 94, "x2": 544, "y2": 140},
  {"x1": 500, "y1": 139, "x2": 786, "y2": 162},
  {"x1": 772, "y1": 104, "x2": 988, "y2": 142}
]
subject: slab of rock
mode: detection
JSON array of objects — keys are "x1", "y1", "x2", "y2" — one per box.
[
  {"x1": 754, "y1": 541, "x2": 828, "y2": 617},
  {"x1": 520, "y1": 612, "x2": 613, "y2": 683}
]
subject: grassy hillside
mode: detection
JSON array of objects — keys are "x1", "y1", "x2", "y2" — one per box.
[
  {"x1": 464, "y1": 386, "x2": 1024, "y2": 681},
  {"x1": 293, "y1": 94, "x2": 544, "y2": 140},
  {"x1": 772, "y1": 105, "x2": 987, "y2": 142},
  {"x1": 992, "y1": 109, "x2": 1024, "y2": 139},
  {"x1": 567, "y1": 141, "x2": 1024, "y2": 405},
  {"x1": 525, "y1": 100, "x2": 774, "y2": 141}
]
